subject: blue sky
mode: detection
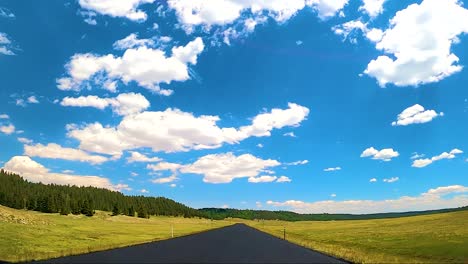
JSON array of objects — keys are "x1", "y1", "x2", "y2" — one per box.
[{"x1": 0, "y1": 0, "x2": 467, "y2": 213}]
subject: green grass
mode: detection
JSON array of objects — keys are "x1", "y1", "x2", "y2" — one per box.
[
  {"x1": 242, "y1": 210, "x2": 468, "y2": 263},
  {"x1": 2, "y1": 205, "x2": 467, "y2": 263},
  {"x1": 0, "y1": 205, "x2": 231, "y2": 262}
]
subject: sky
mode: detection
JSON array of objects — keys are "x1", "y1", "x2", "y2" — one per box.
[{"x1": 0, "y1": 0, "x2": 467, "y2": 214}]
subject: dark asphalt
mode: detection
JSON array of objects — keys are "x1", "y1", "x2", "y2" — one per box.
[{"x1": 39, "y1": 224, "x2": 347, "y2": 263}]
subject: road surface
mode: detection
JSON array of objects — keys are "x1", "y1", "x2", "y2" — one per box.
[{"x1": 40, "y1": 224, "x2": 347, "y2": 263}]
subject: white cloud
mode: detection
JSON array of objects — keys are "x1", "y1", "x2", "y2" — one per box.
[
  {"x1": 296, "y1": 40, "x2": 303, "y2": 46},
  {"x1": 333, "y1": 20, "x2": 383, "y2": 44},
  {"x1": 78, "y1": 0, "x2": 155, "y2": 21},
  {"x1": 276, "y1": 176, "x2": 291, "y2": 183},
  {"x1": 361, "y1": 147, "x2": 399, "y2": 161},
  {"x1": 0, "y1": 7, "x2": 15, "y2": 19},
  {"x1": 61, "y1": 93, "x2": 150, "y2": 116},
  {"x1": 256, "y1": 201, "x2": 262, "y2": 208},
  {"x1": 4, "y1": 156, "x2": 124, "y2": 190},
  {"x1": 267, "y1": 185, "x2": 468, "y2": 214},
  {"x1": 369, "y1": 178, "x2": 377, "y2": 182},
  {"x1": 283, "y1": 132, "x2": 296, "y2": 137},
  {"x1": 330, "y1": 193, "x2": 337, "y2": 198},
  {"x1": 286, "y1": 160, "x2": 308, "y2": 166},
  {"x1": 127, "y1": 151, "x2": 161, "y2": 163},
  {"x1": 57, "y1": 38, "x2": 204, "y2": 96},
  {"x1": 383, "y1": 177, "x2": 399, "y2": 183},
  {"x1": 151, "y1": 174, "x2": 178, "y2": 184},
  {"x1": 67, "y1": 103, "x2": 309, "y2": 156},
  {"x1": 359, "y1": 0, "x2": 387, "y2": 18},
  {"x1": 80, "y1": 11, "x2": 97, "y2": 25},
  {"x1": 140, "y1": 189, "x2": 149, "y2": 193},
  {"x1": 221, "y1": 204, "x2": 230, "y2": 209},
  {"x1": 412, "y1": 149, "x2": 463, "y2": 168},
  {"x1": 130, "y1": 172, "x2": 138, "y2": 177},
  {"x1": 113, "y1": 33, "x2": 155, "y2": 50},
  {"x1": 167, "y1": 0, "x2": 346, "y2": 44},
  {"x1": 24, "y1": 143, "x2": 109, "y2": 164},
  {"x1": 27, "y1": 96, "x2": 39, "y2": 104},
  {"x1": 17, "y1": 137, "x2": 32, "y2": 144},
  {"x1": 0, "y1": 114, "x2": 9, "y2": 119},
  {"x1": 411, "y1": 153, "x2": 425, "y2": 160},
  {"x1": 0, "y1": 124, "x2": 15, "y2": 135},
  {"x1": 248, "y1": 175, "x2": 277, "y2": 183},
  {"x1": 0, "y1": 32, "x2": 15, "y2": 56},
  {"x1": 181, "y1": 152, "x2": 280, "y2": 184},
  {"x1": 365, "y1": 0, "x2": 468, "y2": 87},
  {"x1": 147, "y1": 162, "x2": 182, "y2": 172},
  {"x1": 114, "y1": 184, "x2": 132, "y2": 191},
  {"x1": 324, "y1": 167, "x2": 341, "y2": 172},
  {"x1": 169, "y1": 183, "x2": 177, "y2": 188},
  {"x1": 392, "y1": 104, "x2": 443, "y2": 126},
  {"x1": 256, "y1": 143, "x2": 264, "y2": 148}
]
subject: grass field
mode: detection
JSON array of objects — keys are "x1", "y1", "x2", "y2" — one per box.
[
  {"x1": 243, "y1": 210, "x2": 468, "y2": 263},
  {"x1": 0, "y1": 205, "x2": 231, "y2": 262}
]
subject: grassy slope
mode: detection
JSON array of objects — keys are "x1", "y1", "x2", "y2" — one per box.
[
  {"x1": 243, "y1": 210, "x2": 468, "y2": 263},
  {"x1": 0, "y1": 205, "x2": 231, "y2": 262}
]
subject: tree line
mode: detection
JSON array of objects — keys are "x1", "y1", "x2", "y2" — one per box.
[
  {"x1": 1, "y1": 170, "x2": 466, "y2": 221},
  {"x1": 0, "y1": 170, "x2": 202, "y2": 218}
]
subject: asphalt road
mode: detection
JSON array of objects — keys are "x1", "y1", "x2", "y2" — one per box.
[{"x1": 40, "y1": 224, "x2": 347, "y2": 263}]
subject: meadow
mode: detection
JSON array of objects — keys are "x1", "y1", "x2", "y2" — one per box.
[
  {"x1": 243, "y1": 210, "x2": 468, "y2": 263},
  {"x1": 0, "y1": 205, "x2": 231, "y2": 262}
]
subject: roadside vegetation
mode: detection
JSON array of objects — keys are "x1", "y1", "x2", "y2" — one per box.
[
  {"x1": 0, "y1": 205, "x2": 230, "y2": 262},
  {"x1": 243, "y1": 210, "x2": 468, "y2": 263}
]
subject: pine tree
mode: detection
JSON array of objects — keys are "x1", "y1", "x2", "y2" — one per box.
[
  {"x1": 112, "y1": 204, "x2": 120, "y2": 216},
  {"x1": 137, "y1": 205, "x2": 148, "y2": 219},
  {"x1": 126, "y1": 206, "x2": 135, "y2": 217}
]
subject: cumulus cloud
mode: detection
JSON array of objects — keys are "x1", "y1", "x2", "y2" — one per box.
[
  {"x1": 24, "y1": 143, "x2": 109, "y2": 164},
  {"x1": 361, "y1": 147, "x2": 399, "y2": 161},
  {"x1": 57, "y1": 38, "x2": 204, "y2": 96},
  {"x1": 61, "y1": 93, "x2": 150, "y2": 116},
  {"x1": 181, "y1": 153, "x2": 280, "y2": 184},
  {"x1": 78, "y1": 0, "x2": 155, "y2": 21},
  {"x1": 333, "y1": 20, "x2": 383, "y2": 44},
  {"x1": 67, "y1": 103, "x2": 309, "y2": 156},
  {"x1": 392, "y1": 104, "x2": 443, "y2": 126},
  {"x1": 364, "y1": 0, "x2": 468, "y2": 87},
  {"x1": 383, "y1": 177, "x2": 399, "y2": 183},
  {"x1": 267, "y1": 185, "x2": 468, "y2": 214},
  {"x1": 27, "y1": 96, "x2": 39, "y2": 104},
  {"x1": 324, "y1": 167, "x2": 341, "y2": 172},
  {"x1": 0, "y1": 124, "x2": 15, "y2": 135},
  {"x1": 359, "y1": 0, "x2": 387, "y2": 18},
  {"x1": 167, "y1": 0, "x2": 347, "y2": 43},
  {"x1": 147, "y1": 162, "x2": 182, "y2": 172},
  {"x1": 0, "y1": 114, "x2": 9, "y2": 119},
  {"x1": 0, "y1": 32, "x2": 15, "y2": 56},
  {"x1": 248, "y1": 175, "x2": 277, "y2": 183},
  {"x1": 3, "y1": 156, "x2": 126, "y2": 191},
  {"x1": 276, "y1": 176, "x2": 292, "y2": 183},
  {"x1": 412, "y1": 149, "x2": 463, "y2": 168},
  {"x1": 113, "y1": 33, "x2": 155, "y2": 50},
  {"x1": 369, "y1": 178, "x2": 377, "y2": 182},
  {"x1": 126, "y1": 151, "x2": 161, "y2": 163},
  {"x1": 140, "y1": 189, "x2": 149, "y2": 193}
]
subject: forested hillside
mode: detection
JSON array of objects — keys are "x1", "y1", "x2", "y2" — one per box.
[
  {"x1": 199, "y1": 206, "x2": 468, "y2": 221},
  {"x1": 1, "y1": 170, "x2": 466, "y2": 221},
  {"x1": 0, "y1": 170, "x2": 202, "y2": 218}
]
